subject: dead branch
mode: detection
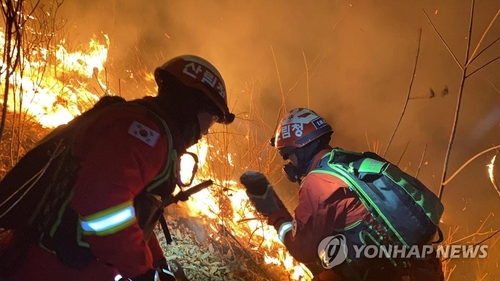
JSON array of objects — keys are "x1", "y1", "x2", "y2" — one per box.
[
  {"x1": 442, "y1": 144, "x2": 500, "y2": 186},
  {"x1": 396, "y1": 141, "x2": 410, "y2": 166},
  {"x1": 426, "y1": 0, "x2": 474, "y2": 200},
  {"x1": 415, "y1": 144, "x2": 427, "y2": 178},
  {"x1": 383, "y1": 28, "x2": 422, "y2": 157},
  {"x1": 220, "y1": 223, "x2": 276, "y2": 280},
  {"x1": 468, "y1": 36, "x2": 500, "y2": 68},
  {"x1": 422, "y1": 9, "x2": 464, "y2": 71},
  {"x1": 423, "y1": 1, "x2": 500, "y2": 200},
  {"x1": 467, "y1": 8, "x2": 500, "y2": 66},
  {"x1": 302, "y1": 51, "x2": 310, "y2": 108},
  {"x1": 466, "y1": 55, "x2": 500, "y2": 77}
]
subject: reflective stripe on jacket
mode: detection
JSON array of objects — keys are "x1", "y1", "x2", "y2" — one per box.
[
  {"x1": 80, "y1": 200, "x2": 136, "y2": 236},
  {"x1": 69, "y1": 101, "x2": 176, "y2": 278}
]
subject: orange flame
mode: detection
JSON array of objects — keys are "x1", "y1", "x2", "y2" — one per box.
[
  {"x1": 487, "y1": 155, "x2": 500, "y2": 197},
  {"x1": 179, "y1": 141, "x2": 313, "y2": 280},
  {"x1": 0, "y1": 26, "x2": 312, "y2": 279},
  {"x1": 0, "y1": 29, "x2": 108, "y2": 128}
]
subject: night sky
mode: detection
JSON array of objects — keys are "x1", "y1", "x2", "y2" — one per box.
[{"x1": 58, "y1": 0, "x2": 500, "y2": 279}]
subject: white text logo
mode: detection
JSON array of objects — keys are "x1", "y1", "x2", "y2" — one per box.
[
  {"x1": 317, "y1": 234, "x2": 348, "y2": 269},
  {"x1": 352, "y1": 244, "x2": 488, "y2": 259}
]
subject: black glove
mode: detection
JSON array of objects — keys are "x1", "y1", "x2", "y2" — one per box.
[
  {"x1": 240, "y1": 171, "x2": 280, "y2": 215},
  {"x1": 130, "y1": 267, "x2": 176, "y2": 281}
]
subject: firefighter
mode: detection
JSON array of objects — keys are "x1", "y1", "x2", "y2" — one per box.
[
  {"x1": 1, "y1": 55, "x2": 235, "y2": 281},
  {"x1": 240, "y1": 108, "x2": 443, "y2": 281}
]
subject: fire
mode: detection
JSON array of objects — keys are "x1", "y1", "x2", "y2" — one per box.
[
  {"x1": 0, "y1": 29, "x2": 107, "y2": 128},
  {"x1": 487, "y1": 155, "x2": 500, "y2": 197},
  {"x1": 0, "y1": 23, "x2": 312, "y2": 279},
  {"x1": 179, "y1": 140, "x2": 313, "y2": 280}
]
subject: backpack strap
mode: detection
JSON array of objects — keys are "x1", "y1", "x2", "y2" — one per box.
[
  {"x1": 47, "y1": 100, "x2": 177, "y2": 234},
  {"x1": 120, "y1": 102, "x2": 177, "y2": 245},
  {"x1": 57, "y1": 101, "x2": 175, "y2": 236},
  {"x1": 432, "y1": 227, "x2": 444, "y2": 244}
]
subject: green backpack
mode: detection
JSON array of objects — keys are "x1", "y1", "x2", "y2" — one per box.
[{"x1": 311, "y1": 148, "x2": 444, "y2": 248}]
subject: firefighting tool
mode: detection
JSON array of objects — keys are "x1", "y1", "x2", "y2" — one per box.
[{"x1": 160, "y1": 180, "x2": 214, "y2": 244}]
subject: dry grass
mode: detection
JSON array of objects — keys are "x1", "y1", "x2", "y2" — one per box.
[{"x1": 0, "y1": 112, "x2": 49, "y2": 178}]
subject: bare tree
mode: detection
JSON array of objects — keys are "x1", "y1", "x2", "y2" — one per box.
[
  {"x1": 0, "y1": 0, "x2": 69, "y2": 168},
  {"x1": 0, "y1": 0, "x2": 35, "y2": 142},
  {"x1": 422, "y1": 2, "x2": 500, "y2": 200}
]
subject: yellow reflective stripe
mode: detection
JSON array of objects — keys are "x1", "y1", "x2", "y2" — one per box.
[
  {"x1": 80, "y1": 200, "x2": 136, "y2": 236},
  {"x1": 278, "y1": 222, "x2": 293, "y2": 243}
]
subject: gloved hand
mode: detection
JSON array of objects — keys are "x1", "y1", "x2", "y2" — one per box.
[{"x1": 240, "y1": 171, "x2": 280, "y2": 215}]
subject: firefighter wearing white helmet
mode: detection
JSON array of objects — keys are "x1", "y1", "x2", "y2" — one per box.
[
  {"x1": 240, "y1": 108, "x2": 444, "y2": 281},
  {"x1": 271, "y1": 108, "x2": 333, "y2": 183},
  {"x1": 1, "y1": 55, "x2": 234, "y2": 281}
]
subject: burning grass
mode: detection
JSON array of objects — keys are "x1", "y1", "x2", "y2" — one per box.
[
  {"x1": 0, "y1": 107, "x2": 312, "y2": 280},
  {"x1": 164, "y1": 130, "x2": 313, "y2": 280},
  {"x1": 1, "y1": 15, "x2": 496, "y2": 279},
  {"x1": 158, "y1": 205, "x2": 289, "y2": 281}
]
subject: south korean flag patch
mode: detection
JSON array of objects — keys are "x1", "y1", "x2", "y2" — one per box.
[{"x1": 128, "y1": 121, "x2": 160, "y2": 147}]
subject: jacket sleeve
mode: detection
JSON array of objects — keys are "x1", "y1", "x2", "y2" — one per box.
[
  {"x1": 268, "y1": 173, "x2": 348, "y2": 264},
  {"x1": 71, "y1": 113, "x2": 169, "y2": 278}
]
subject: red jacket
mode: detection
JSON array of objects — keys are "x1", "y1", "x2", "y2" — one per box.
[
  {"x1": 8, "y1": 97, "x2": 180, "y2": 281},
  {"x1": 268, "y1": 148, "x2": 443, "y2": 281},
  {"x1": 268, "y1": 148, "x2": 368, "y2": 264}
]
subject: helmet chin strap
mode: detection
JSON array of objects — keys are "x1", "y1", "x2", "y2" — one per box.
[{"x1": 176, "y1": 118, "x2": 202, "y2": 188}]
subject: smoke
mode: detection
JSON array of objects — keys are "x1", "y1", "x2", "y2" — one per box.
[{"x1": 57, "y1": 0, "x2": 500, "y2": 279}]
